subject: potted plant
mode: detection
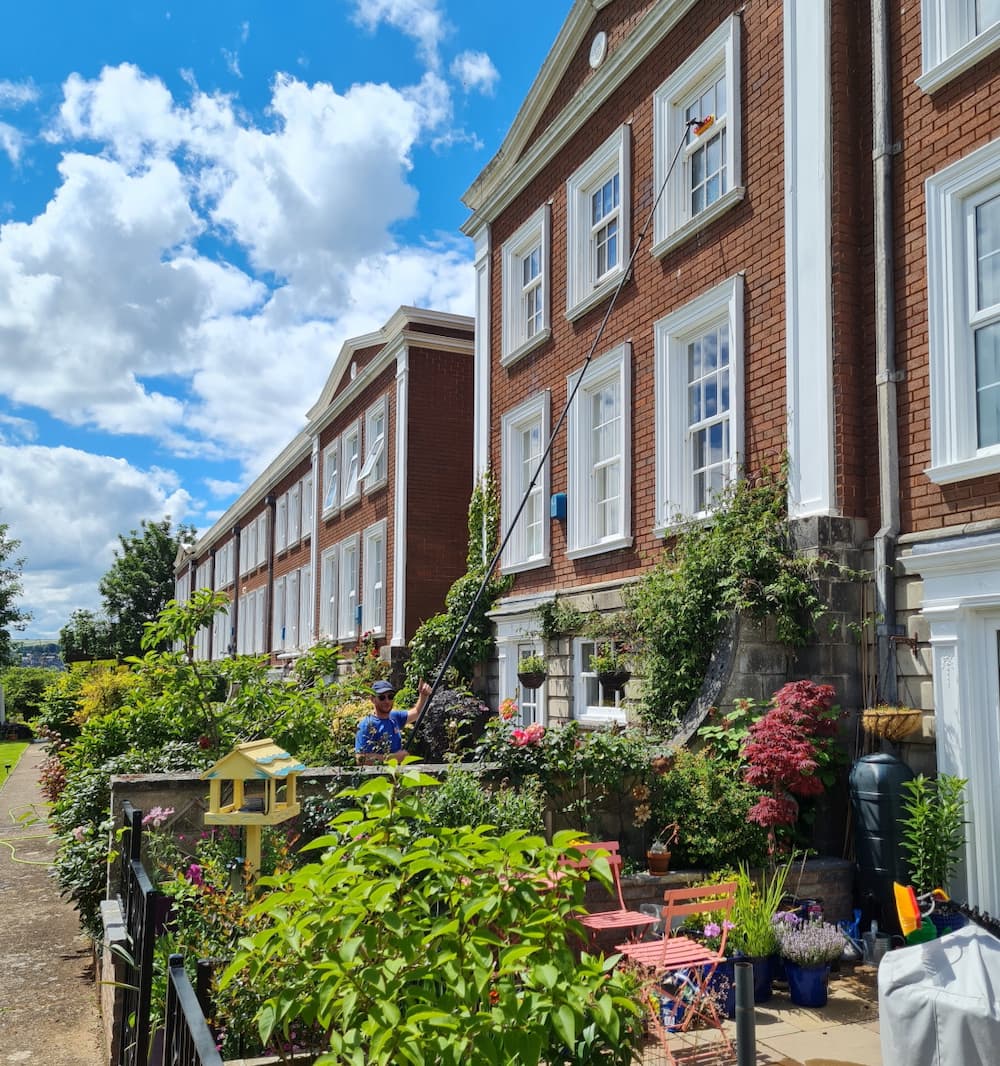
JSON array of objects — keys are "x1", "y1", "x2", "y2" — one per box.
[
  {"x1": 589, "y1": 643, "x2": 630, "y2": 697},
  {"x1": 774, "y1": 917, "x2": 846, "y2": 1007},
  {"x1": 728, "y1": 860, "x2": 793, "y2": 1003},
  {"x1": 899, "y1": 773, "x2": 968, "y2": 934},
  {"x1": 516, "y1": 654, "x2": 547, "y2": 690},
  {"x1": 646, "y1": 822, "x2": 679, "y2": 875}
]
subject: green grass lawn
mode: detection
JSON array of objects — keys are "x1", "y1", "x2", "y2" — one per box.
[{"x1": 0, "y1": 741, "x2": 29, "y2": 785}]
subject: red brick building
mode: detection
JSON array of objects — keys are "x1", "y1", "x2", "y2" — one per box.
[
  {"x1": 462, "y1": 0, "x2": 1000, "y2": 911},
  {"x1": 175, "y1": 307, "x2": 474, "y2": 671}
]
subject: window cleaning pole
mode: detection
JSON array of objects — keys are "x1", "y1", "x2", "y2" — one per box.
[{"x1": 411, "y1": 116, "x2": 714, "y2": 738}]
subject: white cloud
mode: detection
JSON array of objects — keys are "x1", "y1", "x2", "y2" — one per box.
[
  {"x1": 222, "y1": 50, "x2": 243, "y2": 78},
  {"x1": 0, "y1": 413, "x2": 37, "y2": 443},
  {"x1": 0, "y1": 121, "x2": 25, "y2": 164},
  {"x1": 450, "y1": 51, "x2": 499, "y2": 96},
  {"x1": 0, "y1": 444, "x2": 192, "y2": 637},
  {"x1": 204, "y1": 477, "x2": 243, "y2": 498},
  {"x1": 0, "y1": 80, "x2": 39, "y2": 108},
  {"x1": 350, "y1": 0, "x2": 449, "y2": 69}
]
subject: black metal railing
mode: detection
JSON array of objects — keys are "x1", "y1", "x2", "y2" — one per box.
[
  {"x1": 163, "y1": 955, "x2": 224, "y2": 1066},
  {"x1": 117, "y1": 802, "x2": 165, "y2": 1066}
]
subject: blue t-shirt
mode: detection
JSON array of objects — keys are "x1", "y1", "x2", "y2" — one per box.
[{"x1": 355, "y1": 710, "x2": 409, "y2": 754}]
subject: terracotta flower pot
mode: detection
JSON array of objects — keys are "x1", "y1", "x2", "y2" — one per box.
[{"x1": 647, "y1": 849, "x2": 672, "y2": 875}]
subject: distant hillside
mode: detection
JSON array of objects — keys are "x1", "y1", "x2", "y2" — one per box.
[{"x1": 14, "y1": 640, "x2": 61, "y2": 656}]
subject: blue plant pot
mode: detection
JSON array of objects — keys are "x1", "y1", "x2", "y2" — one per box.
[
  {"x1": 733, "y1": 954, "x2": 773, "y2": 1003},
  {"x1": 706, "y1": 960, "x2": 736, "y2": 1019},
  {"x1": 930, "y1": 910, "x2": 967, "y2": 937},
  {"x1": 785, "y1": 962, "x2": 830, "y2": 1007}
]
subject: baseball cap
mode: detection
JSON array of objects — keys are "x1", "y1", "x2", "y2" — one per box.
[{"x1": 372, "y1": 680, "x2": 395, "y2": 696}]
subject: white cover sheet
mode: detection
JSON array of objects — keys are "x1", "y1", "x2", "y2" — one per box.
[{"x1": 878, "y1": 923, "x2": 1000, "y2": 1066}]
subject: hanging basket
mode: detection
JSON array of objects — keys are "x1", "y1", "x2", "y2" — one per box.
[
  {"x1": 597, "y1": 669, "x2": 630, "y2": 697},
  {"x1": 862, "y1": 705, "x2": 922, "y2": 742},
  {"x1": 517, "y1": 670, "x2": 546, "y2": 691}
]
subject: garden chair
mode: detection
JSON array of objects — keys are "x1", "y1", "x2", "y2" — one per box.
[
  {"x1": 615, "y1": 880, "x2": 737, "y2": 1064},
  {"x1": 561, "y1": 841, "x2": 658, "y2": 946}
]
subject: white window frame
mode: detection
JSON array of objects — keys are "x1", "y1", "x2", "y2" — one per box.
[
  {"x1": 566, "y1": 125, "x2": 631, "y2": 321},
  {"x1": 500, "y1": 391, "x2": 551, "y2": 572},
  {"x1": 572, "y1": 638, "x2": 627, "y2": 726},
  {"x1": 174, "y1": 570, "x2": 191, "y2": 605},
  {"x1": 240, "y1": 521, "x2": 256, "y2": 577},
  {"x1": 322, "y1": 441, "x2": 340, "y2": 517},
  {"x1": 362, "y1": 519, "x2": 387, "y2": 636},
  {"x1": 501, "y1": 205, "x2": 551, "y2": 364},
  {"x1": 652, "y1": 16, "x2": 743, "y2": 258},
  {"x1": 926, "y1": 139, "x2": 1000, "y2": 484},
  {"x1": 302, "y1": 472, "x2": 313, "y2": 540},
  {"x1": 298, "y1": 562, "x2": 312, "y2": 649},
  {"x1": 654, "y1": 275, "x2": 745, "y2": 531},
  {"x1": 212, "y1": 604, "x2": 229, "y2": 660},
  {"x1": 566, "y1": 343, "x2": 632, "y2": 558},
  {"x1": 255, "y1": 512, "x2": 268, "y2": 568},
  {"x1": 359, "y1": 397, "x2": 388, "y2": 492},
  {"x1": 918, "y1": 0, "x2": 1000, "y2": 94},
  {"x1": 341, "y1": 419, "x2": 362, "y2": 508},
  {"x1": 319, "y1": 545, "x2": 339, "y2": 639},
  {"x1": 338, "y1": 533, "x2": 360, "y2": 642},
  {"x1": 275, "y1": 493, "x2": 288, "y2": 553},
  {"x1": 288, "y1": 483, "x2": 301, "y2": 547}
]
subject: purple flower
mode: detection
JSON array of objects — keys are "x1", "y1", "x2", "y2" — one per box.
[
  {"x1": 185, "y1": 863, "x2": 204, "y2": 886},
  {"x1": 704, "y1": 922, "x2": 722, "y2": 938}
]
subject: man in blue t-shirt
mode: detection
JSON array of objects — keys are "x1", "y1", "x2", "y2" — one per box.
[{"x1": 355, "y1": 679, "x2": 432, "y2": 764}]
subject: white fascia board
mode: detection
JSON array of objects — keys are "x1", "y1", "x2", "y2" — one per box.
[{"x1": 461, "y1": 0, "x2": 698, "y2": 232}]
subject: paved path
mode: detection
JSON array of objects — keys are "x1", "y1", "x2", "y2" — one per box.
[{"x1": 0, "y1": 742, "x2": 105, "y2": 1066}]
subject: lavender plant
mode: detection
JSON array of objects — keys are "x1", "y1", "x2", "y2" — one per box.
[{"x1": 775, "y1": 917, "x2": 846, "y2": 967}]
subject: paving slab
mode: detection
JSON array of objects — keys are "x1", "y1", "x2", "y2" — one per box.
[{"x1": 0, "y1": 741, "x2": 105, "y2": 1066}]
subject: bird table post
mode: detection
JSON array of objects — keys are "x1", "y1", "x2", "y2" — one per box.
[{"x1": 200, "y1": 739, "x2": 305, "y2": 891}]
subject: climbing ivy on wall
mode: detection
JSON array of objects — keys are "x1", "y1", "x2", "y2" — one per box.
[{"x1": 626, "y1": 466, "x2": 835, "y2": 730}]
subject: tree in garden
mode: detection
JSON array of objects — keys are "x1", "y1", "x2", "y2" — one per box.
[
  {"x1": 97, "y1": 517, "x2": 196, "y2": 659},
  {"x1": 0, "y1": 665, "x2": 53, "y2": 720},
  {"x1": 59, "y1": 609, "x2": 116, "y2": 663},
  {"x1": 0, "y1": 519, "x2": 30, "y2": 668},
  {"x1": 742, "y1": 680, "x2": 842, "y2": 853}
]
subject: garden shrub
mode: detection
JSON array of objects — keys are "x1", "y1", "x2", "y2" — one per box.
[
  {"x1": 409, "y1": 687, "x2": 492, "y2": 762},
  {"x1": 419, "y1": 768, "x2": 545, "y2": 835},
  {"x1": 224, "y1": 769, "x2": 645, "y2": 1065},
  {"x1": 651, "y1": 748, "x2": 768, "y2": 869}
]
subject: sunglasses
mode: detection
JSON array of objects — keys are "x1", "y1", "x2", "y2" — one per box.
[{"x1": 375, "y1": 693, "x2": 393, "y2": 702}]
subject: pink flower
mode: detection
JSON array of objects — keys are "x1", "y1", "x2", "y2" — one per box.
[
  {"x1": 72, "y1": 826, "x2": 87, "y2": 842},
  {"x1": 510, "y1": 723, "x2": 544, "y2": 747},
  {"x1": 185, "y1": 863, "x2": 204, "y2": 886},
  {"x1": 142, "y1": 806, "x2": 175, "y2": 829}
]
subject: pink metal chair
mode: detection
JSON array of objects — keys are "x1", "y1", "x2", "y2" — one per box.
[
  {"x1": 563, "y1": 840, "x2": 658, "y2": 945},
  {"x1": 615, "y1": 880, "x2": 737, "y2": 1063}
]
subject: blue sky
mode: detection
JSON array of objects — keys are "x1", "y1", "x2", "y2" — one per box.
[{"x1": 0, "y1": 0, "x2": 569, "y2": 639}]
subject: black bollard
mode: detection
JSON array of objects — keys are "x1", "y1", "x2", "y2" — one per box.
[{"x1": 735, "y1": 959, "x2": 757, "y2": 1065}]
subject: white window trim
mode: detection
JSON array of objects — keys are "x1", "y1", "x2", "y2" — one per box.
[
  {"x1": 275, "y1": 494, "x2": 288, "y2": 554},
  {"x1": 500, "y1": 391, "x2": 551, "y2": 573},
  {"x1": 322, "y1": 441, "x2": 340, "y2": 518},
  {"x1": 338, "y1": 533, "x2": 360, "y2": 642},
  {"x1": 572, "y1": 638, "x2": 627, "y2": 726},
  {"x1": 926, "y1": 139, "x2": 1000, "y2": 484},
  {"x1": 360, "y1": 397, "x2": 388, "y2": 492},
  {"x1": 654, "y1": 274, "x2": 745, "y2": 532},
  {"x1": 501, "y1": 204, "x2": 552, "y2": 365},
  {"x1": 341, "y1": 419, "x2": 362, "y2": 508},
  {"x1": 566, "y1": 342, "x2": 632, "y2": 559},
  {"x1": 652, "y1": 15, "x2": 743, "y2": 258},
  {"x1": 319, "y1": 545, "x2": 339, "y2": 640},
  {"x1": 297, "y1": 562, "x2": 312, "y2": 651},
  {"x1": 301, "y1": 472, "x2": 313, "y2": 540},
  {"x1": 287, "y1": 483, "x2": 301, "y2": 547},
  {"x1": 362, "y1": 519, "x2": 388, "y2": 636},
  {"x1": 918, "y1": 0, "x2": 1000, "y2": 94},
  {"x1": 565, "y1": 125, "x2": 631, "y2": 322}
]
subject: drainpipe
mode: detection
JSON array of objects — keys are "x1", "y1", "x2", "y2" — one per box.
[{"x1": 872, "y1": 0, "x2": 902, "y2": 703}]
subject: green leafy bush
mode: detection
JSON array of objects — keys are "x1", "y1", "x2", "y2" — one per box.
[
  {"x1": 224, "y1": 769, "x2": 645, "y2": 1065},
  {"x1": 419, "y1": 768, "x2": 545, "y2": 835},
  {"x1": 651, "y1": 749, "x2": 767, "y2": 869}
]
